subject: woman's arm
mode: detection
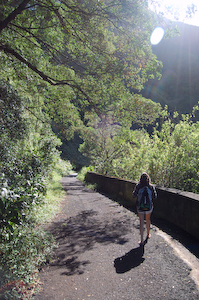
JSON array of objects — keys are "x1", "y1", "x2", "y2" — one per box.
[{"x1": 132, "y1": 184, "x2": 139, "y2": 198}]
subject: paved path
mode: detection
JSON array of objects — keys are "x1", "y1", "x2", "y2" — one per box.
[{"x1": 34, "y1": 176, "x2": 199, "y2": 300}]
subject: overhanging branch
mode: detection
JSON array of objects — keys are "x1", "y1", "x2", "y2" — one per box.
[
  {"x1": 0, "y1": 44, "x2": 54, "y2": 84},
  {"x1": 0, "y1": 44, "x2": 100, "y2": 113},
  {"x1": 0, "y1": 0, "x2": 31, "y2": 33}
]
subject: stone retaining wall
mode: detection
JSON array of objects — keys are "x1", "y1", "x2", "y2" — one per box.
[{"x1": 85, "y1": 171, "x2": 199, "y2": 240}]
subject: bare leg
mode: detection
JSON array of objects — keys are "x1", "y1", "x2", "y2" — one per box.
[
  {"x1": 146, "y1": 212, "x2": 152, "y2": 238},
  {"x1": 138, "y1": 212, "x2": 144, "y2": 244}
]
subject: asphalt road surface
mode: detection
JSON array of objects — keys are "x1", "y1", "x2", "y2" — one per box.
[{"x1": 34, "y1": 176, "x2": 199, "y2": 300}]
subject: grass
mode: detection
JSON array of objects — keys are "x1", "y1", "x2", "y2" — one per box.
[
  {"x1": 77, "y1": 166, "x2": 98, "y2": 191},
  {"x1": 33, "y1": 171, "x2": 66, "y2": 225},
  {"x1": 76, "y1": 166, "x2": 88, "y2": 182}
]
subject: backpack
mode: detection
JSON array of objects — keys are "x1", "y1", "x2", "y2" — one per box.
[{"x1": 137, "y1": 186, "x2": 152, "y2": 211}]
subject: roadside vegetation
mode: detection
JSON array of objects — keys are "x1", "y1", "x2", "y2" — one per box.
[
  {"x1": 0, "y1": 166, "x2": 71, "y2": 299},
  {"x1": 0, "y1": 81, "x2": 73, "y2": 299},
  {"x1": 79, "y1": 107, "x2": 199, "y2": 194}
]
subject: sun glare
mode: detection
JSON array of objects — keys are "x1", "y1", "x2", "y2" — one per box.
[{"x1": 150, "y1": 27, "x2": 165, "y2": 45}]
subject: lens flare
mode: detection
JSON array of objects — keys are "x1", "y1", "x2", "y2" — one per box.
[{"x1": 150, "y1": 27, "x2": 165, "y2": 45}]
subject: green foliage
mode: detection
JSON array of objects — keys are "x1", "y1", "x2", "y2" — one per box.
[
  {"x1": 0, "y1": 226, "x2": 56, "y2": 299},
  {"x1": 27, "y1": 161, "x2": 72, "y2": 225},
  {"x1": 0, "y1": 227, "x2": 55, "y2": 283},
  {"x1": 54, "y1": 158, "x2": 73, "y2": 178},
  {"x1": 0, "y1": 86, "x2": 62, "y2": 235},
  {"x1": 147, "y1": 113, "x2": 199, "y2": 192},
  {"x1": 0, "y1": 80, "x2": 26, "y2": 140},
  {"x1": 79, "y1": 102, "x2": 160, "y2": 176},
  {"x1": 0, "y1": 0, "x2": 164, "y2": 140},
  {"x1": 0, "y1": 80, "x2": 70, "y2": 299},
  {"x1": 0, "y1": 164, "x2": 71, "y2": 299},
  {"x1": 82, "y1": 106, "x2": 199, "y2": 194},
  {"x1": 79, "y1": 114, "x2": 132, "y2": 175},
  {"x1": 77, "y1": 166, "x2": 94, "y2": 182},
  {"x1": 0, "y1": 176, "x2": 24, "y2": 233}
]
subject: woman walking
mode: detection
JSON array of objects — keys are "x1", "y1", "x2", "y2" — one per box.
[{"x1": 132, "y1": 172, "x2": 157, "y2": 245}]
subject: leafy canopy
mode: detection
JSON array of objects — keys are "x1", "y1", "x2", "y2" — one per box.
[{"x1": 0, "y1": 0, "x2": 162, "y2": 135}]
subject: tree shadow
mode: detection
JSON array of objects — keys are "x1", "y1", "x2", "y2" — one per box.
[
  {"x1": 50, "y1": 255, "x2": 90, "y2": 276},
  {"x1": 114, "y1": 245, "x2": 145, "y2": 274},
  {"x1": 46, "y1": 209, "x2": 132, "y2": 276}
]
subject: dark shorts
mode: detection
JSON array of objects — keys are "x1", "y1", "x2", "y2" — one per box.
[{"x1": 137, "y1": 207, "x2": 153, "y2": 215}]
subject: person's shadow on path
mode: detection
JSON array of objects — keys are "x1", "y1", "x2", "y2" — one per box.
[{"x1": 114, "y1": 244, "x2": 145, "y2": 273}]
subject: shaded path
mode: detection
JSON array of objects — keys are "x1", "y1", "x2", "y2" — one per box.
[{"x1": 34, "y1": 176, "x2": 199, "y2": 300}]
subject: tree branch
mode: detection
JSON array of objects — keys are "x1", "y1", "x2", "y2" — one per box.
[
  {"x1": 0, "y1": 44, "x2": 55, "y2": 84},
  {"x1": 0, "y1": 0, "x2": 31, "y2": 33},
  {"x1": 0, "y1": 44, "x2": 101, "y2": 113}
]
